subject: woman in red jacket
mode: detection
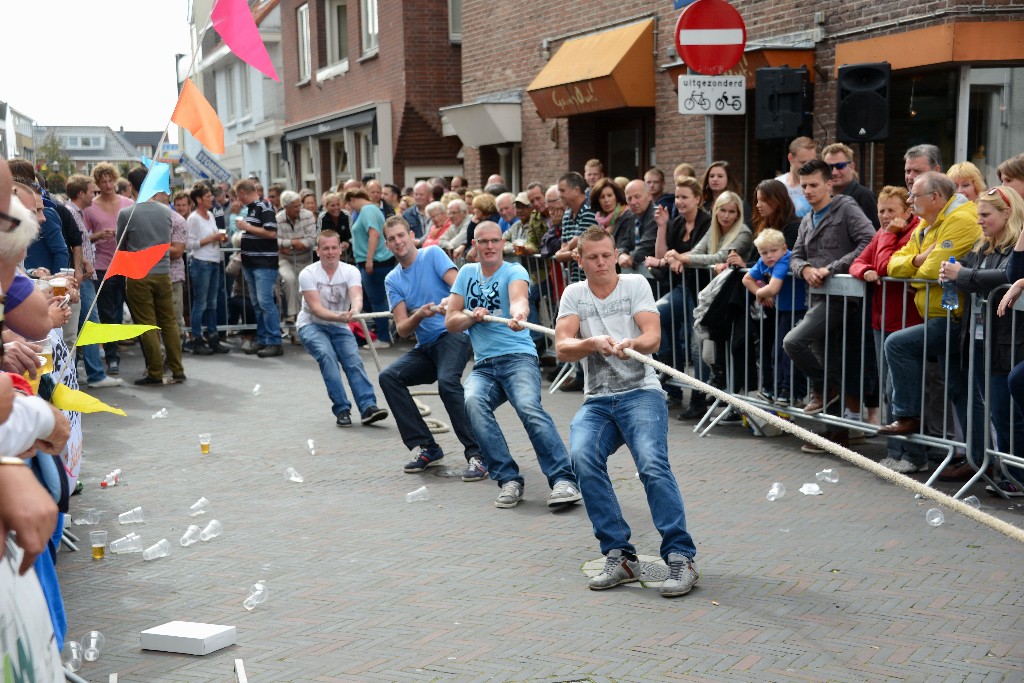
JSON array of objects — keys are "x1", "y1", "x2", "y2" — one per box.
[{"x1": 850, "y1": 185, "x2": 923, "y2": 467}]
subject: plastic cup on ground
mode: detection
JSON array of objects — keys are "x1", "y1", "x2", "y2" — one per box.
[
  {"x1": 200, "y1": 519, "x2": 223, "y2": 541},
  {"x1": 110, "y1": 533, "x2": 143, "y2": 554},
  {"x1": 285, "y1": 467, "x2": 303, "y2": 483},
  {"x1": 963, "y1": 495, "x2": 981, "y2": 510},
  {"x1": 81, "y1": 630, "x2": 105, "y2": 661},
  {"x1": 74, "y1": 508, "x2": 100, "y2": 525},
  {"x1": 198, "y1": 433, "x2": 211, "y2": 454},
  {"x1": 252, "y1": 383, "x2": 262, "y2": 396},
  {"x1": 89, "y1": 530, "x2": 107, "y2": 560},
  {"x1": 62, "y1": 641, "x2": 83, "y2": 672},
  {"x1": 118, "y1": 506, "x2": 144, "y2": 524},
  {"x1": 142, "y1": 539, "x2": 171, "y2": 561},
  {"x1": 151, "y1": 408, "x2": 169, "y2": 419},
  {"x1": 799, "y1": 483, "x2": 823, "y2": 495},
  {"x1": 243, "y1": 581, "x2": 269, "y2": 610},
  {"x1": 926, "y1": 508, "x2": 944, "y2": 526},
  {"x1": 766, "y1": 482, "x2": 785, "y2": 501},
  {"x1": 189, "y1": 496, "x2": 210, "y2": 516},
  {"x1": 180, "y1": 525, "x2": 202, "y2": 547},
  {"x1": 815, "y1": 468, "x2": 839, "y2": 483},
  {"x1": 406, "y1": 485, "x2": 429, "y2": 503},
  {"x1": 307, "y1": 438, "x2": 317, "y2": 455}
]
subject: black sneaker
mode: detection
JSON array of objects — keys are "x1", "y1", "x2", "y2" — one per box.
[
  {"x1": 360, "y1": 406, "x2": 388, "y2": 425},
  {"x1": 257, "y1": 345, "x2": 284, "y2": 358},
  {"x1": 193, "y1": 339, "x2": 215, "y2": 356},
  {"x1": 107, "y1": 360, "x2": 120, "y2": 375},
  {"x1": 171, "y1": 374, "x2": 187, "y2": 384},
  {"x1": 208, "y1": 337, "x2": 230, "y2": 354},
  {"x1": 336, "y1": 412, "x2": 352, "y2": 427},
  {"x1": 134, "y1": 376, "x2": 164, "y2": 386},
  {"x1": 404, "y1": 446, "x2": 444, "y2": 472}
]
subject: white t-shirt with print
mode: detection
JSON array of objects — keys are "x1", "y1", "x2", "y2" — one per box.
[{"x1": 297, "y1": 261, "x2": 362, "y2": 329}]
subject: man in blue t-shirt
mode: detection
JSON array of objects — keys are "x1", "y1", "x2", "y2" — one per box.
[
  {"x1": 379, "y1": 217, "x2": 484, "y2": 480},
  {"x1": 445, "y1": 221, "x2": 580, "y2": 510}
]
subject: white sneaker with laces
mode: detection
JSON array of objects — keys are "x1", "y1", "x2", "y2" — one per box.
[
  {"x1": 90, "y1": 376, "x2": 124, "y2": 388},
  {"x1": 494, "y1": 481, "x2": 524, "y2": 508},
  {"x1": 547, "y1": 480, "x2": 582, "y2": 507},
  {"x1": 661, "y1": 553, "x2": 699, "y2": 597},
  {"x1": 589, "y1": 549, "x2": 640, "y2": 590}
]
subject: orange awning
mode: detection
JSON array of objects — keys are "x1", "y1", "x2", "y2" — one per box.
[{"x1": 527, "y1": 20, "x2": 655, "y2": 119}]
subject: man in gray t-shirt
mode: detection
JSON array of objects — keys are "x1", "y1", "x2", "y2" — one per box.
[{"x1": 555, "y1": 226, "x2": 699, "y2": 599}]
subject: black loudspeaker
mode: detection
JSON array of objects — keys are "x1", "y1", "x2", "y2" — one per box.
[
  {"x1": 755, "y1": 67, "x2": 811, "y2": 140},
  {"x1": 836, "y1": 62, "x2": 890, "y2": 142}
]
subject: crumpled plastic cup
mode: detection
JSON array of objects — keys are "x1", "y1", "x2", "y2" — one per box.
[
  {"x1": 73, "y1": 508, "x2": 100, "y2": 525},
  {"x1": 285, "y1": 467, "x2": 303, "y2": 483},
  {"x1": 243, "y1": 581, "x2": 269, "y2": 610},
  {"x1": 798, "y1": 483, "x2": 823, "y2": 495}
]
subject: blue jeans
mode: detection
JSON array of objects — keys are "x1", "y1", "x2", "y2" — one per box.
[
  {"x1": 243, "y1": 265, "x2": 282, "y2": 346},
  {"x1": 570, "y1": 389, "x2": 696, "y2": 561},
  {"x1": 884, "y1": 317, "x2": 962, "y2": 418},
  {"x1": 78, "y1": 278, "x2": 109, "y2": 383},
  {"x1": 463, "y1": 353, "x2": 574, "y2": 489},
  {"x1": 298, "y1": 323, "x2": 378, "y2": 417},
  {"x1": 359, "y1": 260, "x2": 395, "y2": 343},
  {"x1": 190, "y1": 259, "x2": 221, "y2": 339},
  {"x1": 378, "y1": 333, "x2": 480, "y2": 459}
]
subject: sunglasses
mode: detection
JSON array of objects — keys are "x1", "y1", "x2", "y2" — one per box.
[
  {"x1": 828, "y1": 161, "x2": 852, "y2": 171},
  {"x1": 0, "y1": 210, "x2": 21, "y2": 233},
  {"x1": 986, "y1": 186, "x2": 1010, "y2": 205}
]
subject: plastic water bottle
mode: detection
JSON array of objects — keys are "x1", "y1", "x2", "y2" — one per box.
[
  {"x1": 940, "y1": 257, "x2": 959, "y2": 310},
  {"x1": 766, "y1": 482, "x2": 785, "y2": 501}
]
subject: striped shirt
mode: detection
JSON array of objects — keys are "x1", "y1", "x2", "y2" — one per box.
[{"x1": 240, "y1": 199, "x2": 278, "y2": 269}]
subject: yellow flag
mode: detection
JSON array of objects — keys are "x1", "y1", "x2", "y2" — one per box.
[
  {"x1": 51, "y1": 385, "x2": 127, "y2": 416},
  {"x1": 77, "y1": 322, "x2": 158, "y2": 347}
]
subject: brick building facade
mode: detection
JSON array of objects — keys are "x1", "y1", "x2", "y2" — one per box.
[
  {"x1": 278, "y1": 0, "x2": 463, "y2": 193},
  {"x1": 450, "y1": 0, "x2": 1024, "y2": 196}
]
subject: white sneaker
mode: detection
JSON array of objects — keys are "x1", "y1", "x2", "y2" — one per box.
[
  {"x1": 373, "y1": 340, "x2": 391, "y2": 350},
  {"x1": 547, "y1": 480, "x2": 582, "y2": 507},
  {"x1": 877, "y1": 457, "x2": 899, "y2": 469},
  {"x1": 494, "y1": 481, "x2": 524, "y2": 508},
  {"x1": 890, "y1": 459, "x2": 928, "y2": 474},
  {"x1": 90, "y1": 376, "x2": 124, "y2": 388}
]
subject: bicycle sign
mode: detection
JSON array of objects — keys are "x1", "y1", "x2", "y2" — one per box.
[{"x1": 678, "y1": 75, "x2": 746, "y2": 115}]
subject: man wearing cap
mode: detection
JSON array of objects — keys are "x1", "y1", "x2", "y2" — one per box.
[{"x1": 503, "y1": 191, "x2": 548, "y2": 349}]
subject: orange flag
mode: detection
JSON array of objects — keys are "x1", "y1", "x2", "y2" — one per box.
[
  {"x1": 171, "y1": 78, "x2": 225, "y2": 154},
  {"x1": 105, "y1": 244, "x2": 170, "y2": 280}
]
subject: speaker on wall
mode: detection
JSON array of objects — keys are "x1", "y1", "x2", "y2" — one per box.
[
  {"x1": 755, "y1": 67, "x2": 812, "y2": 141},
  {"x1": 836, "y1": 62, "x2": 891, "y2": 142}
]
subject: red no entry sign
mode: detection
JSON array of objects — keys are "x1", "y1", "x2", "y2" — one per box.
[{"x1": 675, "y1": 0, "x2": 747, "y2": 76}]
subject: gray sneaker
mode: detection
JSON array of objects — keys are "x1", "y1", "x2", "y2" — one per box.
[
  {"x1": 547, "y1": 480, "x2": 582, "y2": 507},
  {"x1": 589, "y1": 549, "x2": 640, "y2": 590},
  {"x1": 660, "y1": 553, "x2": 699, "y2": 598},
  {"x1": 494, "y1": 481, "x2": 524, "y2": 508}
]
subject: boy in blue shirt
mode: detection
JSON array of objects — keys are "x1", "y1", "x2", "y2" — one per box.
[{"x1": 742, "y1": 228, "x2": 807, "y2": 404}]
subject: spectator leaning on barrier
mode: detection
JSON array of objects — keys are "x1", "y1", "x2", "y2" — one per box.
[
  {"x1": 783, "y1": 159, "x2": 875, "y2": 422},
  {"x1": 878, "y1": 172, "x2": 981, "y2": 472},
  {"x1": 276, "y1": 190, "x2": 318, "y2": 326}
]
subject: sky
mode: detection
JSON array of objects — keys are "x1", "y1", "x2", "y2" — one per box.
[{"x1": 3, "y1": 1, "x2": 193, "y2": 135}]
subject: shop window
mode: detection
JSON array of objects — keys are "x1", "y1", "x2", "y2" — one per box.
[
  {"x1": 297, "y1": 4, "x2": 312, "y2": 82},
  {"x1": 360, "y1": 0, "x2": 378, "y2": 55}
]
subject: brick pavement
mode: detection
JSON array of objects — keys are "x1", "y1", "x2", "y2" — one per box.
[{"x1": 57, "y1": 337, "x2": 1024, "y2": 682}]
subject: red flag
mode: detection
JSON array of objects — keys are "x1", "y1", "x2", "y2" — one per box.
[{"x1": 104, "y1": 244, "x2": 170, "y2": 280}]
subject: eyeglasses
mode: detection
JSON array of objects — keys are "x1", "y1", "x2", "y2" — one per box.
[
  {"x1": 475, "y1": 238, "x2": 502, "y2": 246},
  {"x1": 908, "y1": 190, "x2": 937, "y2": 201},
  {"x1": 0, "y1": 210, "x2": 21, "y2": 233},
  {"x1": 828, "y1": 161, "x2": 852, "y2": 171},
  {"x1": 986, "y1": 186, "x2": 1010, "y2": 205}
]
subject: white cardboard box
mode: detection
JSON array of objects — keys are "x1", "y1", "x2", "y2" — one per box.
[{"x1": 140, "y1": 621, "x2": 236, "y2": 655}]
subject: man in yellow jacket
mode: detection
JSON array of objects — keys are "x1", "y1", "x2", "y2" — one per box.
[{"x1": 877, "y1": 172, "x2": 980, "y2": 471}]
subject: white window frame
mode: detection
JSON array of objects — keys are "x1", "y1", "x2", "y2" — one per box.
[
  {"x1": 448, "y1": 0, "x2": 461, "y2": 44},
  {"x1": 354, "y1": 125, "x2": 378, "y2": 180},
  {"x1": 297, "y1": 3, "x2": 312, "y2": 83},
  {"x1": 225, "y1": 66, "x2": 238, "y2": 121},
  {"x1": 360, "y1": 0, "x2": 378, "y2": 56},
  {"x1": 326, "y1": 0, "x2": 349, "y2": 66},
  {"x1": 240, "y1": 65, "x2": 252, "y2": 118}
]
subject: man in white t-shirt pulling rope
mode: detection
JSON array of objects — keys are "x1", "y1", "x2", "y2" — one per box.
[{"x1": 555, "y1": 226, "x2": 699, "y2": 598}]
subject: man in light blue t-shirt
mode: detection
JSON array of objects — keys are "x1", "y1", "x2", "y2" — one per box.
[
  {"x1": 378, "y1": 217, "x2": 484, "y2": 480},
  {"x1": 445, "y1": 222, "x2": 580, "y2": 510}
]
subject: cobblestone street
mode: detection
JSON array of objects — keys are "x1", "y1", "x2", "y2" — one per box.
[{"x1": 58, "y1": 339, "x2": 1024, "y2": 682}]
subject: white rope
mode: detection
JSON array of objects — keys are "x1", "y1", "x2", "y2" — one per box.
[{"x1": 470, "y1": 312, "x2": 1024, "y2": 545}]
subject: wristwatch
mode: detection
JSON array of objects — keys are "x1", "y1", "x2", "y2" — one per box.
[{"x1": 0, "y1": 457, "x2": 26, "y2": 466}]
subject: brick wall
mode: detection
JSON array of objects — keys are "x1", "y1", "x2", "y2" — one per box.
[
  {"x1": 460, "y1": 0, "x2": 1024, "y2": 193},
  {"x1": 279, "y1": 0, "x2": 462, "y2": 183}
]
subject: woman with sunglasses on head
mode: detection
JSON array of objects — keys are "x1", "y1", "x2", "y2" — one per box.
[{"x1": 945, "y1": 185, "x2": 1024, "y2": 492}]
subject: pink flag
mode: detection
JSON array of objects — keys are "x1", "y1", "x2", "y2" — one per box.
[{"x1": 211, "y1": 0, "x2": 280, "y2": 81}]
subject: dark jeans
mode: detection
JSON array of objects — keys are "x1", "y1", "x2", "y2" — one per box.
[
  {"x1": 359, "y1": 259, "x2": 396, "y2": 343},
  {"x1": 378, "y1": 333, "x2": 480, "y2": 460},
  {"x1": 94, "y1": 270, "x2": 125, "y2": 363}
]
